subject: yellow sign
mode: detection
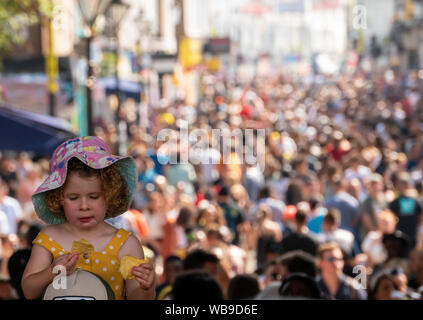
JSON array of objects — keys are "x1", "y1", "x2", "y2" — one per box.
[
  {"x1": 45, "y1": 17, "x2": 59, "y2": 93},
  {"x1": 179, "y1": 37, "x2": 202, "y2": 68},
  {"x1": 205, "y1": 56, "x2": 220, "y2": 72},
  {"x1": 46, "y1": 54, "x2": 59, "y2": 92}
]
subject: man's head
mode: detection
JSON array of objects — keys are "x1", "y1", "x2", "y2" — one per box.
[
  {"x1": 227, "y1": 274, "x2": 260, "y2": 300},
  {"x1": 309, "y1": 195, "x2": 324, "y2": 211},
  {"x1": 382, "y1": 231, "x2": 410, "y2": 259},
  {"x1": 377, "y1": 210, "x2": 397, "y2": 234},
  {"x1": 330, "y1": 175, "x2": 344, "y2": 192},
  {"x1": 164, "y1": 255, "x2": 183, "y2": 285},
  {"x1": 349, "y1": 155, "x2": 360, "y2": 169},
  {"x1": 279, "y1": 273, "x2": 321, "y2": 299},
  {"x1": 396, "y1": 172, "x2": 411, "y2": 195},
  {"x1": 293, "y1": 156, "x2": 308, "y2": 175},
  {"x1": 217, "y1": 186, "x2": 231, "y2": 202},
  {"x1": 183, "y1": 249, "x2": 220, "y2": 278},
  {"x1": 317, "y1": 242, "x2": 344, "y2": 277},
  {"x1": 367, "y1": 173, "x2": 383, "y2": 197},
  {"x1": 7, "y1": 248, "x2": 31, "y2": 299},
  {"x1": 278, "y1": 250, "x2": 317, "y2": 280},
  {"x1": 171, "y1": 270, "x2": 224, "y2": 301},
  {"x1": 294, "y1": 202, "x2": 310, "y2": 230},
  {"x1": 258, "y1": 185, "x2": 273, "y2": 200},
  {"x1": 0, "y1": 178, "x2": 9, "y2": 202},
  {"x1": 322, "y1": 208, "x2": 341, "y2": 232}
]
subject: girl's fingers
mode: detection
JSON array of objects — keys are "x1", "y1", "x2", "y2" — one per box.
[
  {"x1": 56, "y1": 253, "x2": 78, "y2": 264},
  {"x1": 131, "y1": 269, "x2": 149, "y2": 280},
  {"x1": 131, "y1": 267, "x2": 154, "y2": 288},
  {"x1": 66, "y1": 253, "x2": 79, "y2": 264},
  {"x1": 134, "y1": 264, "x2": 153, "y2": 272},
  {"x1": 62, "y1": 254, "x2": 79, "y2": 271},
  {"x1": 134, "y1": 277, "x2": 153, "y2": 289}
]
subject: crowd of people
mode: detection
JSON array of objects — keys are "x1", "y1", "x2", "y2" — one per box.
[{"x1": 1, "y1": 60, "x2": 423, "y2": 300}]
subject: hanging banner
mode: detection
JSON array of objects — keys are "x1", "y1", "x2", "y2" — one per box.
[{"x1": 179, "y1": 37, "x2": 203, "y2": 68}]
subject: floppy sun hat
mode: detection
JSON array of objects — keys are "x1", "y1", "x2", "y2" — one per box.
[{"x1": 32, "y1": 136, "x2": 136, "y2": 225}]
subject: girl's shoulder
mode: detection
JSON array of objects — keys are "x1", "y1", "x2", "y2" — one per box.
[
  {"x1": 39, "y1": 224, "x2": 66, "y2": 238},
  {"x1": 118, "y1": 233, "x2": 144, "y2": 260}
]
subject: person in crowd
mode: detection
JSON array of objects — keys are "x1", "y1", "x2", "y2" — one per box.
[
  {"x1": 0, "y1": 178, "x2": 23, "y2": 236},
  {"x1": 280, "y1": 202, "x2": 318, "y2": 256},
  {"x1": 279, "y1": 273, "x2": 322, "y2": 299},
  {"x1": 307, "y1": 195, "x2": 327, "y2": 234},
  {"x1": 317, "y1": 242, "x2": 366, "y2": 300},
  {"x1": 227, "y1": 273, "x2": 260, "y2": 300},
  {"x1": 6, "y1": 222, "x2": 42, "y2": 300},
  {"x1": 249, "y1": 185, "x2": 285, "y2": 224},
  {"x1": 314, "y1": 208, "x2": 356, "y2": 258},
  {"x1": 376, "y1": 230, "x2": 410, "y2": 275},
  {"x1": 156, "y1": 255, "x2": 183, "y2": 300},
  {"x1": 183, "y1": 249, "x2": 220, "y2": 279},
  {"x1": 253, "y1": 204, "x2": 283, "y2": 273},
  {"x1": 359, "y1": 173, "x2": 388, "y2": 238},
  {"x1": 278, "y1": 250, "x2": 318, "y2": 280},
  {"x1": 205, "y1": 225, "x2": 247, "y2": 279},
  {"x1": 16, "y1": 162, "x2": 42, "y2": 220},
  {"x1": 0, "y1": 156, "x2": 19, "y2": 198},
  {"x1": 142, "y1": 191, "x2": 168, "y2": 255},
  {"x1": 361, "y1": 209, "x2": 398, "y2": 267},
  {"x1": 408, "y1": 248, "x2": 423, "y2": 290},
  {"x1": 325, "y1": 176, "x2": 360, "y2": 237},
  {"x1": 171, "y1": 270, "x2": 224, "y2": 300},
  {"x1": 389, "y1": 172, "x2": 422, "y2": 248},
  {"x1": 217, "y1": 186, "x2": 246, "y2": 246},
  {"x1": 368, "y1": 270, "x2": 398, "y2": 300}
]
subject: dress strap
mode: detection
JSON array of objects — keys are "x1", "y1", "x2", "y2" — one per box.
[
  {"x1": 32, "y1": 232, "x2": 67, "y2": 259},
  {"x1": 104, "y1": 228, "x2": 132, "y2": 255}
]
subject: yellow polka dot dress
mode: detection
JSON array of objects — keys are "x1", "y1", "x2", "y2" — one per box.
[{"x1": 33, "y1": 228, "x2": 131, "y2": 300}]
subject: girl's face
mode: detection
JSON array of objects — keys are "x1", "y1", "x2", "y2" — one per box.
[{"x1": 62, "y1": 173, "x2": 107, "y2": 230}]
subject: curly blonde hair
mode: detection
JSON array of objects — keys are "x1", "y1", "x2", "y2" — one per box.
[{"x1": 43, "y1": 157, "x2": 129, "y2": 220}]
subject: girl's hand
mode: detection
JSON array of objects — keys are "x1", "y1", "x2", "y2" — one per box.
[
  {"x1": 50, "y1": 253, "x2": 79, "y2": 277},
  {"x1": 130, "y1": 263, "x2": 155, "y2": 290}
]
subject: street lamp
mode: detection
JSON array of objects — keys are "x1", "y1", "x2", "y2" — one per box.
[
  {"x1": 105, "y1": 0, "x2": 130, "y2": 154},
  {"x1": 76, "y1": 0, "x2": 113, "y2": 136},
  {"x1": 105, "y1": 0, "x2": 130, "y2": 115}
]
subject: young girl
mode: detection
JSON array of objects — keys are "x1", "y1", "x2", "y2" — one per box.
[{"x1": 21, "y1": 136, "x2": 155, "y2": 300}]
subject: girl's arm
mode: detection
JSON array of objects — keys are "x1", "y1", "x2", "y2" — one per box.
[
  {"x1": 119, "y1": 235, "x2": 156, "y2": 300},
  {"x1": 21, "y1": 245, "x2": 56, "y2": 299},
  {"x1": 21, "y1": 245, "x2": 79, "y2": 300}
]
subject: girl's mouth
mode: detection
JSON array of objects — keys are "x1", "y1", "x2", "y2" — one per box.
[{"x1": 79, "y1": 217, "x2": 92, "y2": 223}]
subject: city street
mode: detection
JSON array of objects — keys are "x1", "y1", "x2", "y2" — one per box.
[{"x1": 1, "y1": 0, "x2": 423, "y2": 302}]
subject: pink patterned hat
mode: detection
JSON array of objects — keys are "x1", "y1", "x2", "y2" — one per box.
[{"x1": 32, "y1": 136, "x2": 136, "y2": 224}]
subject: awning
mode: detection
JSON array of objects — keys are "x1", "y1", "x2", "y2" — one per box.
[
  {"x1": 98, "y1": 77, "x2": 141, "y2": 102},
  {"x1": 0, "y1": 104, "x2": 76, "y2": 155}
]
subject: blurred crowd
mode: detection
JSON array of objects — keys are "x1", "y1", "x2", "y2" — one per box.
[{"x1": 1, "y1": 62, "x2": 423, "y2": 300}]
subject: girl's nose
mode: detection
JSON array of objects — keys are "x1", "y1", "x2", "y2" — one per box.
[{"x1": 80, "y1": 197, "x2": 90, "y2": 210}]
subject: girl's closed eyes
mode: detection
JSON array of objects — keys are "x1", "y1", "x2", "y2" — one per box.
[{"x1": 65, "y1": 193, "x2": 102, "y2": 200}]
